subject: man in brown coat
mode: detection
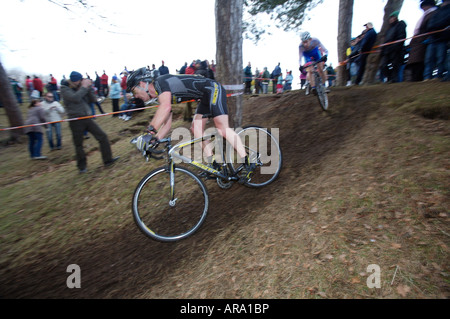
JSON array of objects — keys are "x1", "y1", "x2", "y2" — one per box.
[
  {"x1": 406, "y1": 0, "x2": 438, "y2": 81},
  {"x1": 60, "y1": 71, "x2": 119, "y2": 173}
]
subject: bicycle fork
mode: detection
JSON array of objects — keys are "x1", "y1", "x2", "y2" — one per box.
[{"x1": 169, "y1": 161, "x2": 178, "y2": 207}]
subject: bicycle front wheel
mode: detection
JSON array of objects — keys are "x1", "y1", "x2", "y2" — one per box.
[
  {"x1": 315, "y1": 74, "x2": 329, "y2": 111},
  {"x1": 132, "y1": 166, "x2": 209, "y2": 242},
  {"x1": 227, "y1": 126, "x2": 282, "y2": 188}
]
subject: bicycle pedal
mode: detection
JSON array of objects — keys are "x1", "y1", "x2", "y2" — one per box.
[{"x1": 238, "y1": 169, "x2": 254, "y2": 184}]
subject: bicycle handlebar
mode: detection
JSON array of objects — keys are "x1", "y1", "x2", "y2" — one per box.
[
  {"x1": 131, "y1": 136, "x2": 171, "y2": 161},
  {"x1": 301, "y1": 55, "x2": 327, "y2": 70}
]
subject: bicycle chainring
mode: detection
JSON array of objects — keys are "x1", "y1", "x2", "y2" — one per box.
[{"x1": 216, "y1": 177, "x2": 233, "y2": 189}]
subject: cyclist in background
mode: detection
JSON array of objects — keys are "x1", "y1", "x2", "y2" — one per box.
[
  {"x1": 126, "y1": 68, "x2": 255, "y2": 181},
  {"x1": 299, "y1": 31, "x2": 329, "y2": 93}
]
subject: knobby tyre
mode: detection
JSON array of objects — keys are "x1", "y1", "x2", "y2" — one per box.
[
  {"x1": 227, "y1": 126, "x2": 282, "y2": 188},
  {"x1": 315, "y1": 73, "x2": 329, "y2": 111},
  {"x1": 132, "y1": 166, "x2": 209, "y2": 242}
]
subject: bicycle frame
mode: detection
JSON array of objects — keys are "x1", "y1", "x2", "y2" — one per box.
[{"x1": 164, "y1": 134, "x2": 241, "y2": 182}]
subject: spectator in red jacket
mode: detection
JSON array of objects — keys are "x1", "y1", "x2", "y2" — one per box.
[
  {"x1": 25, "y1": 76, "x2": 34, "y2": 100},
  {"x1": 33, "y1": 75, "x2": 44, "y2": 97},
  {"x1": 100, "y1": 70, "x2": 109, "y2": 97},
  {"x1": 185, "y1": 61, "x2": 196, "y2": 75}
]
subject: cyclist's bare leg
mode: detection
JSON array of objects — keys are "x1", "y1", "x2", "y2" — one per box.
[
  {"x1": 306, "y1": 66, "x2": 315, "y2": 87},
  {"x1": 191, "y1": 114, "x2": 214, "y2": 159},
  {"x1": 213, "y1": 115, "x2": 247, "y2": 159},
  {"x1": 317, "y1": 62, "x2": 326, "y2": 83}
]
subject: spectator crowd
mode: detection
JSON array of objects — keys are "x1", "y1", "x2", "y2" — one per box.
[{"x1": 346, "y1": 0, "x2": 449, "y2": 85}]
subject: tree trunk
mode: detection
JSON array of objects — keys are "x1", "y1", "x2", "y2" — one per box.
[
  {"x1": 336, "y1": 0, "x2": 354, "y2": 86},
  {"x1": 215, "y1": 0, "x2": 243, "y2": 128},
  {"x1": 363, "y1": 0, "x2": 404, "y2": 84},
  {"x1": 0, "y1": 60, "x2": 24, "y2": 141}
]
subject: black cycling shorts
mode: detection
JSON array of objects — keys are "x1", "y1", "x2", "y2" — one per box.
[{"x1": 195, "y1": 82, "x2": 228, "y2": 118}]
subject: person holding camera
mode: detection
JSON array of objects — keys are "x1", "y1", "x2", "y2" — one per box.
[{"x1": 60, "y1": 71, "x2": 119, "y2": 173}]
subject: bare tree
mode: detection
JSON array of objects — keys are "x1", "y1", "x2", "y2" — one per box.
[
  {"x1": 0, "y1": 60, "x2": 24, "y2": 142},
  {"x1": 336, "y1": 0, "x2": 354, "y2": 86},
  {"x1": 363, "y1": 0, "x2": 404, "y2": 84},
  {"x1": 215, "y1": 0, "x2": 244, "y2": 128}
]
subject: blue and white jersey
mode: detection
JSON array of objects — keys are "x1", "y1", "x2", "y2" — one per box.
[{"x1": 299, "y1": 38, "x2": 328, "y2": 64}]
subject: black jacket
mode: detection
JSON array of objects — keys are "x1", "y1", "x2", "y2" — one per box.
[
  {"x1": 361, "y1": 28, "x2": 378, "y2": 53},
  {"x1": 382, "y1": 20, "x2": 407, "y2": 56},
  {"x1": 425, "y1": 4, "x2": 450, "y2": 43}
]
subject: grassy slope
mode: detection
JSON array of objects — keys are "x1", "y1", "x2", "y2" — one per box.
[{"x1": 0, "y1": 81, "x2": 448, "y2": 298}]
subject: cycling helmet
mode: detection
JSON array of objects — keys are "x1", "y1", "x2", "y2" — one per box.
[
  {"x1": 126, "y1": 67, "x2": 156, "y2": 92},
  {"x1": 301, "y1": 31, "x2": 311, "y2": 42}
]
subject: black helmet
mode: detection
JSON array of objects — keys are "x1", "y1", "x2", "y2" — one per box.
[{"x1": 126, "y1": 67, "x2": 156, "y2": 92}]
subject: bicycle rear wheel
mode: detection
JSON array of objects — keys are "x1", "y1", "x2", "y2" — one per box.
[
  {"x1": 132, "y1": 166, "x2": 209, "y2": 242},
  {"x1": 315, "y1": 74, "x2": 329, "y2": 111},
  {"x1": 227, "y1": 126, "x2": 282, "y2": 188}
]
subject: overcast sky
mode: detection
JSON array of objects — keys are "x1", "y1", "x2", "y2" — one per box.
[{"x1": 0, "y1": 0, "x2": 425, "y2": 89}]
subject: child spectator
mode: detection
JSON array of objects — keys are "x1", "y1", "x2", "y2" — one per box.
[{"x1": 24, "y1": 100, "x2": 47, "y2": 160}]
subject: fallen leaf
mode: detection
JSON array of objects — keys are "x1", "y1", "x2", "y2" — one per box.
[
  {"x1": 307, "y1": 287, "x2": 318, "y2": 294},
  {"x1": 323, "y1": 254, "x2": 334, "y2": 260},
  {"x1": 351, "y1": 277, "x2": 361, "y2": 284},
  {"x1": 397, "y1": 285, "x2": 411, "y2": 297},
  {"x1": 317, "y1": 291, "x2": 327, "y2": 298},
  {"x1": 391, "y1": 243, "x2": 402, "y2": 249}
]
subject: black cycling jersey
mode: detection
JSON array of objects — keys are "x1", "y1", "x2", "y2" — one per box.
[{"x1": 153, "y1": 74, "x2": 228, "y2": 118}]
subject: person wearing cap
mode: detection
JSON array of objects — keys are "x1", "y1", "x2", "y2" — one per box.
[
  {"x1": 379, "y1": 11, "x2": 407, "y2": 83},
  {"x1": 60, "y1": 71, "x2": 119, "y2": 173},
  {"x1": 353, "y1": 23, "x2": 378, "y2": 85}
]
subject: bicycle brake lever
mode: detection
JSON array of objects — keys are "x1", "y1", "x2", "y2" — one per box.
[
  {"x1": 148, "y1": 152, "x2": 164, "y2": 160},
  {"x1": 146, "y1": 145, "x2": 165, "y2": 160}
]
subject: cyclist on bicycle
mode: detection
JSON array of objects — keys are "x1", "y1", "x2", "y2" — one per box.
[
  {"x1": 299, "y1": 31, "x2": 329, "y2": 94},
  {"x1": 126, "y1": 68, "x2": 255, "y2": 180}
]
